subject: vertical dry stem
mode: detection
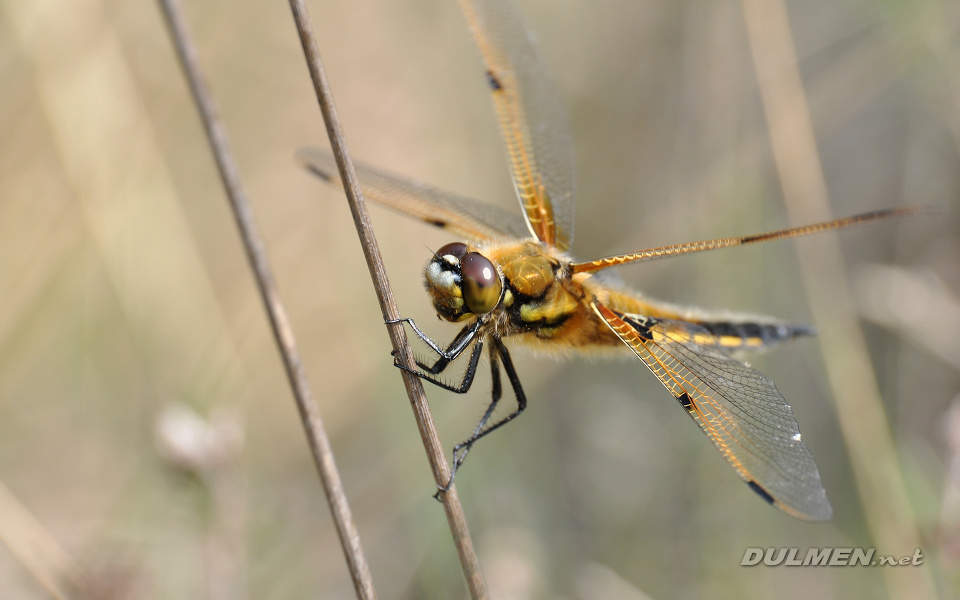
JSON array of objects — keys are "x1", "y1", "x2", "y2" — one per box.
[
  {"x1": 157, "y1": 0, "x2": 377, "y2": 598},
  {"x1": 286, "y1": 1, "x2": 488, "y2": 598}
]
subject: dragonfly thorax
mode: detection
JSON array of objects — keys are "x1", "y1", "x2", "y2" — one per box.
[{"x1": 424, "y1": 242, "x2": 504, "y2": 322}]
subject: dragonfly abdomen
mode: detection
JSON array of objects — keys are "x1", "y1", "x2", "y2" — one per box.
[{"x1": 694, "y1": 320, "x2": 815, "y2": 351}]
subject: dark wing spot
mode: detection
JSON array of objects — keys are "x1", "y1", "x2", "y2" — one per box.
[
  {"x1": 676, "y1": 392, "x2": 693, "y2": 412},
  {"x1": 427, "y1": 219, "x2": 447, "y2": 228},
  {"x1": 486, "y1": 70, "x2": 503, "y2": 91},
  {"x1": 304, "y1": 164, "x2": 334, "y2": 182},
  {"x1": 747, "y1": 480, "x2": 776, "y2": 505},
  {"x1": 622, "y1": 314, "x2": 655, "y2": 341}
]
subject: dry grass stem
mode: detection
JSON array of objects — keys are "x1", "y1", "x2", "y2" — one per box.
[
  {"x1": 286, "y1": 1, "x2": 488, "y2": 598},
  {"x1": 156, "y1": 0, "x2": 377, "y2": 597}
]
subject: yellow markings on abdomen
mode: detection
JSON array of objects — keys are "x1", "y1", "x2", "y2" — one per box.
[{"x1": 651, "y1": 328, "x2": 767, "y2": 349}]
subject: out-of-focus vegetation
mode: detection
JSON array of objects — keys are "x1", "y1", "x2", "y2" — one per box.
[{"x1": 1, "y1": 0, "x2": 958, "y2": 598}]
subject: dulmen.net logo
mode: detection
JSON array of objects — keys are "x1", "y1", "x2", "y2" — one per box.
[{"x1": 741, "y1": 547, "x2": 924, "y2": 567}]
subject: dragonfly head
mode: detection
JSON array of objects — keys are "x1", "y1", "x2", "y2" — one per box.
[{"x1": 424, "y1": 242, "x2": 503, "y2": 322}]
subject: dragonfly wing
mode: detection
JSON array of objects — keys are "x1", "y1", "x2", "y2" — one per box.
[
  {"x1": 299, "y1": 148, "x2": 531, "y2": 243},
  {"x1": 461, "y1": 0, "x2": 575, "y2": 250},
  {"x1": 592, "y1": 302, "x2": 832, "y2": 521}
]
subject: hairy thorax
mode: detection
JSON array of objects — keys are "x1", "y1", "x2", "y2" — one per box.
[{"x1": 474, "y1": 241, "x2": 613, "y2": 351}]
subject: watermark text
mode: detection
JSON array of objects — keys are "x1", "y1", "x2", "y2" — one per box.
[{"x1": 741, "y1": 547, "x2": 923, "y2": 567}]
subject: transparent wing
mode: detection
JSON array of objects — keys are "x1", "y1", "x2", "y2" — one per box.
[
  {"x1": 571, "y1": 207, "x2": 929, "y2": 274},
  {"x1": 592, "y1": 302, "x2": 832, "y2": 521},
  {"x1": 299, "y1": 148, "x2": 531, "y2": 243},
  {"x1": 460, "y1": 0, "x2": 575, "y2": 249}
]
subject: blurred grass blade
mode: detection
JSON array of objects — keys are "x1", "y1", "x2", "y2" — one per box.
[{"x1": 741, "y1": 0, "x2": 937, "y2": 597}]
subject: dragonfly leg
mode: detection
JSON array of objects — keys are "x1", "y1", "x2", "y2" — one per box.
[
  {"x1": 394, "y1": 338, "x2": 485, "y2": 394},
  {"x1": 436, "y1": 339, "x2": 527, "y2": 494},
  {"x1": 386, "y1": 317, "x2": 481, "y2": 364}
]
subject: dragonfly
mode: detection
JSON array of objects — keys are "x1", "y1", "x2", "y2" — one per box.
[{"x1": 301, "y1": 0, "x2": 924, "y2": 521}]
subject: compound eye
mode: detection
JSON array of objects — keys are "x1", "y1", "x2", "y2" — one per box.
[
  {"x1": 460, "y1": 252, "x2": 502, "y2": 314},
  {"x1": 436, "y1": 242, "x2": 468, "y2": 262}
]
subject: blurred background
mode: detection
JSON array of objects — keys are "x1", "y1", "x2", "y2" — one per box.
[{"x1": 1, "y1": 0, "x2": 959, "y2": 598}]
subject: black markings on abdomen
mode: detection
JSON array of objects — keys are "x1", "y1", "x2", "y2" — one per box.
[{"x1": 700, "y1": 321, "x2": 814, "y2": 347}]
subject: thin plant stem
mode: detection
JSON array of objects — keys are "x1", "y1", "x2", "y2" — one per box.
[
  {"x1": 156, "y1": 0, "x2": 377, "y2": 598},
  {"x1": 285, "y1": 1, "x2": 488, "y2": 599}
]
